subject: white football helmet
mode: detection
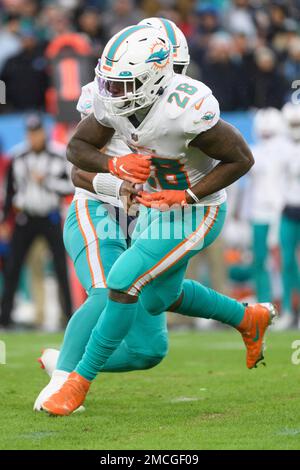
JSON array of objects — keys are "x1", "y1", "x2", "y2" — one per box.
[
  {"x1": 95, "y1": 25, "x2": 174, "y2": 117},
  {"x1": 254, "y1": 108, "x2": 284, "y2": 139},
  {"x1": 282, "y1": 102, "x2": 300, "y2": 141},
  {"x1": 139, "y1": 17, "x2": 190, "y2": 74}
]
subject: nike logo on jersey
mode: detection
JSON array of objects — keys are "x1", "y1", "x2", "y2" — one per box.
[{"x1": 194, "y1": 98, "x2": 204, "y2": 111}]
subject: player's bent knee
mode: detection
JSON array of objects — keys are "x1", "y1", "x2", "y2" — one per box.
[
  {"x1": 130, "y1": 330, "x2": 168, "y2": 369},
  {"x1": 107, "y1": 249, "x2": 146, "y2": 293},
  {"x1": 141, "y1": 286, "x2": 180, "y2": 316},
  {"x1": 131, "y1": 351, "x2": 166, "y2": 370},
  {"x1": 141, "y1": 354, "x2": 165, "y2": 370}
]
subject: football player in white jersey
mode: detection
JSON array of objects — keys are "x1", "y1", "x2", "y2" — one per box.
[
  {"x1": 246, "y1": 108, "x2": 288, "y2": 304},
  {"x1": 275, "y1": 102, "x2": 300, "y2": 330},
  {"x1": 34, "y1": 19, "x2": 190, "y2": 411},
  {"x1": 42, "y1": 25, "x2": 277, "y2": 416}
]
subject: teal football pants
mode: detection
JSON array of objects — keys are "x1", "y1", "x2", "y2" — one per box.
[{"x1": 57, "y1": 199, "x2": 168, "y2": 373}]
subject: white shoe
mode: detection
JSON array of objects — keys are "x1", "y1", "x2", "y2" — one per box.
[
  {"x1": 38, "y1": 348, "x2": 59, "y2": 377},
  {"x1": 272, "y1": 311, "x2": 295, "y2": 331},
  {"x1": 33, "y1": 369, "x2": 69, "y2": 411}
]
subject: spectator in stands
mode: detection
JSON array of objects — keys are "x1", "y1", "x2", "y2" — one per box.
[
  {"x1": 266, "y1": 2, "x2": 291, "y2": 43},
  {"x1": 189, "y1": 5, "x2": 220, "y2": 67},
  {"x1": 0, "y1": 114, "x2": 73, "y2": 329},
  {"x1": 223, "y1": 0, "x2": 256, "y2": 38},
  {"x1": 1, "y1": 24, "x2": 48, "y2": 111},
  {"x1": 102, "y1": 0, "x2": 143, "y2": 37},
  {"x1": 38, "y1": 5, "x2": 72, "y2": 41},
  {"x1": 18, "y1": 0, "x2": 40, "y2": 27},
  {"x1": 283, "y1": 37, "x2": 300, "y2": 89},
  {"x1": 138, "y1": 0, "x2": 161, "y2": 19},
  {"x1": 251, "y1": 46, "x2": 286, "y2": 109},
  {"x1": 76, "y1": 6, "x2": 106, "y2": 56},
  {"x1": 0, "y1": 13, "x2": 21, "y2": 74},
  {"x1": 232, "y1": 32, "x2": 256, "y2": 109},
  {"x1": 200, "y1": 33, "x2": 249, "y2": 111}
]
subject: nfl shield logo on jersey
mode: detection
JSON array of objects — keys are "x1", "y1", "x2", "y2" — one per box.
[{"x1": 131, "y1": 133, "x2": 139, "y2": 142}]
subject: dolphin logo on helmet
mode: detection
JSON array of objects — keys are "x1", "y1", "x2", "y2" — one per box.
[{"x1": 145, "y1": 47, "x2": 170, "y2": 64}]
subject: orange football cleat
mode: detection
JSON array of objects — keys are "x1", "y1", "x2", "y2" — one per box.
[
  {"x1": 42, "y1": 372, "x2": 91, "y2": 416},
  {"x1": 237, "y1": 303, "x2": 278, "y2": 369}
]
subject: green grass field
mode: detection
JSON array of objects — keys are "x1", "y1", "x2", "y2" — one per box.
[{"x1": 0, "y1": 329, "x2": 300, "y2": 450}]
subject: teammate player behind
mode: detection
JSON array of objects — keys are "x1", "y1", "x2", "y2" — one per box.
[
  {"x1": 42, "y1": 25, "x2": 277, "y2": 416},
  {"x1": 246, "y1": 108, "x2": 288, "y2": 305},
  {"x1": 34, "y1": 19, "x2": 190, "y2": 410},
  {"x1": 276, "y1": 103, "x2": 300, "y2": 330}
]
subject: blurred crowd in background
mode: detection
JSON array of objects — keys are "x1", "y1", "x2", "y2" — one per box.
[
  {"x1": 0, "y1": 0, "x2": 300, "y2": 332},
  {"x1": 2, "y1": 0, "x2": 300, "y2": 111}
]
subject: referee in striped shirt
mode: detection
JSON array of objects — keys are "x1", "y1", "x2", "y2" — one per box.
[{"x1": 0, "y1": 114, "x2": 73, "y2": 328}]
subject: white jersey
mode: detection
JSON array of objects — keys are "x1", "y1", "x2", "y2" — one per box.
[
  {"x1": 93, "y1": 74, "x2": 226, "y2": 206},
  {"x1": 74, "y1": 79, "x2": 131, "y2": 208},
  {"x1": 283, "y1": 140, "x2": 300, "y2": 208},
  {"x1": 247, "y1": 136, "x2": 289, "y2": 223}
]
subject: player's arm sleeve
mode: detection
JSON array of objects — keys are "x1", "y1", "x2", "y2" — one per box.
[{"x1": 183, "y1": 93, "x2": 220, "y2": 147}]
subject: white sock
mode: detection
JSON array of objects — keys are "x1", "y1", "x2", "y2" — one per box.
[
  {"x1": 33, "y1": 369, "x2": 69, "y2": 411},
  {"x1": 40, "y1": 348, "x2": 60, "y2": 377}
]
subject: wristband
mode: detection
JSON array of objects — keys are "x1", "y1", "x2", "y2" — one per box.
[{"x1": 92, "y1": 173, "x2": 123, "y2": 199}]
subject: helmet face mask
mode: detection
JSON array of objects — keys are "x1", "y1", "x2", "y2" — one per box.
[
  {"x1": 96, "y1": 68, "x2": 153, "y2": 116},
  {"x1": 95, "y1": 25, "x2": 174, "y2": 117}
]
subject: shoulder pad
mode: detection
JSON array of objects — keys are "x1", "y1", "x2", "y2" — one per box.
[
  {"x1": 182, "y1": 91, "x2": 220, "y2": 145},
  {"x1": 92, "y1": 93, "x2": 112, "y2": 127},
  {"x1": 76, "y1": 81, "x2": 96, "y2": 116}
]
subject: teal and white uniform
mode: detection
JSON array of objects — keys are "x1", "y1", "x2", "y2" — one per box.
[
  {"x1": 58, "y1": 80, "x2": 168, "y2": 373},
  {"x1": 74, "y1": 73, "x2": 248, "y2": 381},
  {"x1": 248, "y1": 136, "x2": 288, "y2": 302},
  {"x1": 92, "y1": 74, "x2": 227, "y2": 311}
]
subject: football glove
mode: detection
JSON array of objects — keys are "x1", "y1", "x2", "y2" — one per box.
[
  {"x1": 136, "y1": 190, "x2": 187, "y2": 211},
  {"x1": 108, "y1": 154, "x2": 151, "y2": 184}
]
